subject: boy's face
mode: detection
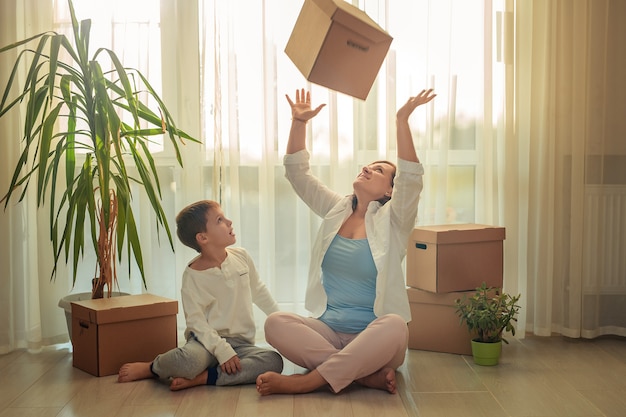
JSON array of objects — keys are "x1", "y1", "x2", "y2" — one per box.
[{"x1": 198, "y1": 206, "x2": 236, "y2": 248}]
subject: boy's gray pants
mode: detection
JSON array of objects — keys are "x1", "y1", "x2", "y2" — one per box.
[{"x1": 151, "y1": 335, "x2": 283, "y2": 385}]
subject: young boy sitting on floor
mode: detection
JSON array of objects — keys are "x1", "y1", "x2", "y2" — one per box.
[{"x1": 118, "y1": 200, "x2": 283, "y2": 390}]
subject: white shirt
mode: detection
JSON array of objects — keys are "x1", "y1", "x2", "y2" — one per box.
[
  {"x1": 284, "y1": 150, "x2": 423, "y2": 322},
  {"x1": 181, "y1": 247, "x2": 279, "y2": 364}
]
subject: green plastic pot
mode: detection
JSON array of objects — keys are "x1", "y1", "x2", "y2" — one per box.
[{"x1": 471, "y1": 340, "x2": 502, "y2": 366}]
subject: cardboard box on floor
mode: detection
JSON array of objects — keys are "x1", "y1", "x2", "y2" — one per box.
[
  {"x1": 285, "y1": 0, "x2": 392, "y2": 100},
  {"x1": 407, "y1": 287, "x2": 475, "y2": 355},
  {"x1": 406, "y1": 224, "x2": 506, "y2": 293},
  {"x1": 71, "y1": 294, "x2": 178, "y2": 377}
]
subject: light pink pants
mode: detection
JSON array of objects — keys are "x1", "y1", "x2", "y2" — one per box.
[{"x1": 264, "y1": 311, "x2": 408, "y2": 393}]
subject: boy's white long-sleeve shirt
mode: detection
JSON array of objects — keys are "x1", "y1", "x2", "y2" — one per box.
[
  {"x1": 284, "y1": 150, "x2": 423, "y2": 323},
  {"x1": 181, "y1": 247, "x2": 279, "y2": 364}
]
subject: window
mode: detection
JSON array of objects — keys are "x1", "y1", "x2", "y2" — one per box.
[{"x1": 53, "y1": 0, "x2": 164, "y2": 152}]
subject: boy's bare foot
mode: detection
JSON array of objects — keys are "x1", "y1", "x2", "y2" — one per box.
[
  {"x1": 170, "y1": 370, "x2": 209, "y2": 391},
  {"x1": 256, "y1": 370, "x2": 327, "y2": 396},
  {"x1": 118, "y1": 362, "x2": 154, "y2": 383},
  {"x1": 356, "y1": 367, "x2": 397, "y2": 394}
]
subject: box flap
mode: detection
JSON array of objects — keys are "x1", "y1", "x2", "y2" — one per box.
[
  {"x1": 407, "y1": 287, "x2": 465, "y2": 305},
  {"x1": 285, "y1": 0, "x2": 332, "y2": 77},
  {"x1": 410, "y1": 224, "x2": 506, "y2": 244},
  {"x1": 71, "y1": 294, "x2": 178, "y2": 324},
  {"x1": 313, "y1": 0, "x2": 392, "y2": 43}
]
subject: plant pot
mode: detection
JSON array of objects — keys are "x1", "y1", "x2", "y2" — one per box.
[
  {"x1": 470, "y1": 339, "x2": 502, "y2": 366},
  {"x1": 58, "y1": 292, "x2": 130, "y2": 341}
]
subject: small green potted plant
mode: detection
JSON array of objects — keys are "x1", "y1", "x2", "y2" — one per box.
[{"x1": 455, "y1": 282, "x2": 521, "y2": 365}]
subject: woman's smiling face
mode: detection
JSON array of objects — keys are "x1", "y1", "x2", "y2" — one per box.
[{"x1": 353, "y1": 161, "x2": 396, "y2": 202}]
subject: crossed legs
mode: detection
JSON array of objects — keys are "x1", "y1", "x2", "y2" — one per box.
[
  {"x1": 119, "y1": 337, "x2": 283, "y2": 391},
  {"x1": 256, "y1": 312, "x2": 408, "y2": 395}
]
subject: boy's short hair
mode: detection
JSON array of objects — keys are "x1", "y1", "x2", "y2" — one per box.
[{"x1": 176, "y1": 200, "x2": 219, "y2": 252}]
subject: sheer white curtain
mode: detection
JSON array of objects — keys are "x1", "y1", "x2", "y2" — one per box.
[
  {"x1": 196, "y1": 0, "x2": 626, "y2": 339},
  {"x1": 201, "y1": 0, "x2": 512, "y2": 324},
  {"x1": 513, "y1": 0, "x2": 626, "y2": 338},
  {"x1": 2, "y1": 0, "x2": 624, "y2": 354},
  {"x1": 0, "y1": 0, "x2": 66, "y2": 352},
  {"x1": 0, "y1": 0, "x2": 515, "y2": 352},
  {"x1": 0, "y1": 0, "x2": 203, "y2": 352}
]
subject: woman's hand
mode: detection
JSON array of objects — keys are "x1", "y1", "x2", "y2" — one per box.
[
  {"x1": 286, "y1": 88, "x2": 326, "y2": 123},
  {"x1": 397, "y1": 88, "x2": 436, "y2": 122},
  {"x1": 396, "y1": 88, "x2": 436, "y2": 162}
]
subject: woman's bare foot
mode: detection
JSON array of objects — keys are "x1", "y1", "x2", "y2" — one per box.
[
  {"x1": 170, "y1": 370, "x2": 209, "y2": 391},
  {"x1": 256, "y1": 370, "x2": 327, "y2": 396},
  {"x1": 118, "y1": 362, "x2": 155, "y2": 383},
  {"x1": 356, "y1": 367, "x2": 397, "y2": 394}
]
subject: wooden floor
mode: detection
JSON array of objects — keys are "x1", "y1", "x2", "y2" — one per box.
[{"x1": 1, "y1": 335, "x2": 625, "y2": 417}]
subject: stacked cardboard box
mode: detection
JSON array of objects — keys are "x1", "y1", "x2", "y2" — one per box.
[{"x1": 405, "y1": 224, "x2": 505, "y2": 355}]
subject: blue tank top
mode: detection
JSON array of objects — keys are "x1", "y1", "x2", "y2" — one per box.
[{"x1": 319, "y1": 234, "x2": 377, "y2": 333}]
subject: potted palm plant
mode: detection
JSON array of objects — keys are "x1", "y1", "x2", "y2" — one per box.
[
  {"x1": 455, "y1": 282, "x2": 521, "y2": 365},
  {"x1": 0, "y1": 0, "x2": 197, "y2": 309}
]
